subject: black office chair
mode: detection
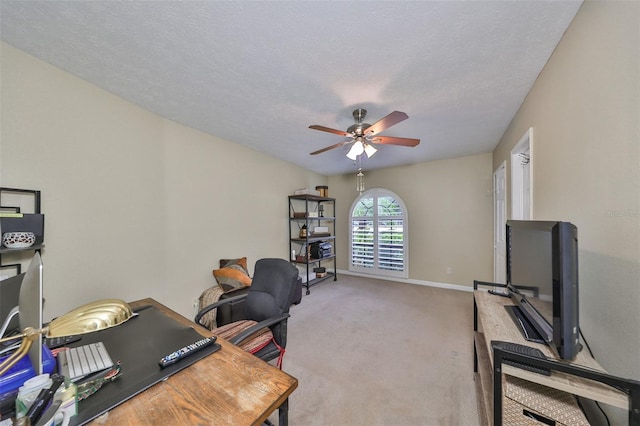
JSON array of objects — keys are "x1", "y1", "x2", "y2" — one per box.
[{"x1": 195, "y1": 258, "x2": 299, "y2": 368}]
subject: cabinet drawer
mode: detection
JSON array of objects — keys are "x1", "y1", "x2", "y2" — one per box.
[{"x1": 504, "y1": 376, "x2": 589, "y2": 426}]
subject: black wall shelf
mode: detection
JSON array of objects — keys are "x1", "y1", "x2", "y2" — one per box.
[{"x1": 0, "y1": 187, "x2": 45, "y2": 275}]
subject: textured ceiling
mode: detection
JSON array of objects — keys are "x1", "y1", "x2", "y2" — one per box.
[{"x1": 0, "y1": 1, "x2": 582, "y2": 176}]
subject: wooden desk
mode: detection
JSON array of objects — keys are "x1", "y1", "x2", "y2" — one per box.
[{"x1": 87, "y1": 298, "x2": 297, "y2": 425}]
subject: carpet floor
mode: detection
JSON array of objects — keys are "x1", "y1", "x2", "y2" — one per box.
[{"x1": 272, "y1": 274, "x2": 480, "y2": 426}]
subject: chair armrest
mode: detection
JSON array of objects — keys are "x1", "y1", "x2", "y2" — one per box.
[
  {"x1": 194, "y1": 294, "x2": 248, "y2": 325},
  {"x1": 229, "y1": 313, "x2": 290, "y2": 346}
]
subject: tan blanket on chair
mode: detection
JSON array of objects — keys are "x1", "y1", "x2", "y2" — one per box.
[{"x1": 197, "y1": 285, "x2": 225, "y2": 329}]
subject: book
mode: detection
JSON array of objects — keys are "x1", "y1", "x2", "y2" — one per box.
[{"x1": 0, "y1": 213, "x2": 24, "y2": 218}]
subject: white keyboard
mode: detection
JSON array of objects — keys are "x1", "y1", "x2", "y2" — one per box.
[{"x1": 57, "y1": 342, "x2": 114, "y2": 381}]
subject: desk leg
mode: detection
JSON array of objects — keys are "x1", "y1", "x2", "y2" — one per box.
[{"x1": 278, "y1": 398, "x2": 289, "y2": 426}]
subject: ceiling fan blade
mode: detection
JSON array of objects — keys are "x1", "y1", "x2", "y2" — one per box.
[
  {"x1": 370, "y1": 136, "x2": 420, "y2": 147},
  {"x1": 310, "y1": 140, "x2": 351, "y2": 155},
  {"x1": 309, "y1": 125, "x2": 351, "y2": 137},
  {"x1": 363, "y1": 111, "x2": 409, "y2": 136}
]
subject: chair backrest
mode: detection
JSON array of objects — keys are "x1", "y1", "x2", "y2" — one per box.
[{"x1": 245, "y1": 258, "x2": 298, "y2": 347}]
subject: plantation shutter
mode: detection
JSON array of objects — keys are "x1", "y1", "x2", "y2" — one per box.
[
  {"x1": 350, "y1": 190, "x2": 408, "y2": 278},
  {"x1": 351, "y1": 197, "x2": 374, "y2": 268}
]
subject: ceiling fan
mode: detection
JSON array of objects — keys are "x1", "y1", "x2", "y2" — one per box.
[{"x1": 309, "y1": 108, "x2": 420, "y2": 160}]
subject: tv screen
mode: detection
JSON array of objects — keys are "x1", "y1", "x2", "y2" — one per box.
[{"x1": 506, "y1": 220, "x2": 581, "y2": 360}]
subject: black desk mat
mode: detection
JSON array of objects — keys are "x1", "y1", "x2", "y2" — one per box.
[{"x1": 68, "y1": 304, "x2": 220, "y2": 425}]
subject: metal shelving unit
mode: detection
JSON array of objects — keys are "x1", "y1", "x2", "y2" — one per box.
[{"x1": 288, "y1": 194, "x2": 337, "y2": 295}]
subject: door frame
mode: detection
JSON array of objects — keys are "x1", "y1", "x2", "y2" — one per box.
[
  {"x1": 511, "y1": 127, "x2": 533, "y2": 220},
  {"x1": 493, "y1": 161, "x2": 507, "y2": 283}
]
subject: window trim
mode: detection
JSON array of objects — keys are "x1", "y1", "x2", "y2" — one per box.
[{"x1": 348, "y1": 188, "x2": 409, "y2": 279}]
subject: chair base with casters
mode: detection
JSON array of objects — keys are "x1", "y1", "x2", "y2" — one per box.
[{"x1": 195, "y1": 258, "x2": 299, "y2": 369}]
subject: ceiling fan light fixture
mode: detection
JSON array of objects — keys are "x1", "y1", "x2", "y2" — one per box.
[
  {"x1": 309, "y1": 109, "x2": 419, "y2": 158},
  {"x1": 364, "y1": 143, "x2": 377, "y2": 158},
  {"x1": 346, "y1": 140, "x2": 364, "y2": 160},
  {"x1": 345, "y1": 147, "x2": 358, "y2": 161}
]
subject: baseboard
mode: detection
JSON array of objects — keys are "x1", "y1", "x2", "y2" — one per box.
[{"x1": 336, "y1": 269, "x2": 474, "y2": 293}]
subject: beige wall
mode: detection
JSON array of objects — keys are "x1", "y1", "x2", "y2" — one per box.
[
  {"x1": 0, "y1": 42, "x2": 327, "y2": 319},
  {"x1": 329, "y1": 153, "x2": 494, "y2": 287},
  {"x1": 6, "y1": 1, "x2": 635, "y2": 391},
  {"x1": 1, "y1": 40, "x2": 494, "y2": 324},
  {"x1": 493, "y1": 0, "x2": 639, "y2": 386}
]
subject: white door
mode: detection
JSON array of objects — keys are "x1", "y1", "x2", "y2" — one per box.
[{"x1": 494, "y1": 162, "x2": 507, "y2": 283}]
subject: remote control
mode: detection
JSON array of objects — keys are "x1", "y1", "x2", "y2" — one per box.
[{"x1": 159, "y1": 336, "x2": 217, "y2": 368}]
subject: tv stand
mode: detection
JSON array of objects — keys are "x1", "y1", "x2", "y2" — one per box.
[{"x1": 473, "y1": 280, "x2": 639, "y2": 426}]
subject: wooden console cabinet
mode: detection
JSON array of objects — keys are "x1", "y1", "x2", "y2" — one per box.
[{"x1": 473, "y1": 281, "x2": 638, "y2": 425}]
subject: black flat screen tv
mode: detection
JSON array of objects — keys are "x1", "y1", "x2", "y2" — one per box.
[{"x1": 506, "y1": 220, "x2": 581, "y2": 360}]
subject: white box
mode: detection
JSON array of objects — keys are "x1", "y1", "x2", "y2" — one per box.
[{"x1": 295, "y1": 265, "x2": 313, "y2": 283}]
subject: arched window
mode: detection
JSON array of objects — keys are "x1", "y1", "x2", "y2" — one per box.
[{"x1": 349, "y1": 188, "x2": 408, "y2": 278}]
